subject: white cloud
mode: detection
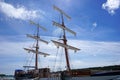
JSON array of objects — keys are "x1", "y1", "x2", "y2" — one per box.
[
  {"x1": 0, "y1": 1, "x2": 43, "y2": 20},
  {"x1": 1, "y1": 35, "x2": 120, "y2": 74},
  {"x1": 102, "y1": 0, "x2": 120, "y2": 15},
  {"x1": 91, "y1": 22, "x2": 97, "y2": 31},
  {"x1": 69, "y1": 40, "x2": 120, "y2": 55},
  {"x1": 93, "y1": 22, "x2": 97, "y2": 27}
]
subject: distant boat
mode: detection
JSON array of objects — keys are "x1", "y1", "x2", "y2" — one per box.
[{"x1": 14, "y1": 5, "x2": 120, "y2": 80}]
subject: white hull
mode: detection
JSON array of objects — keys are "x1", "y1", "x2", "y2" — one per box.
[{"x1": 39, "y1": 75, "x2": 120, "y2": 80}]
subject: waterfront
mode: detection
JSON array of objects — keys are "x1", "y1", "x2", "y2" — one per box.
[{"x1": 0, "y1": 76, "x2": 14, "y2": 80}]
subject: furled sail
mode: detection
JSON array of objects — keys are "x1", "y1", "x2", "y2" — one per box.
[
  {"x1": 30, "y1": 20, "x2": 47, "y2": 31},
  {"x1": 53, "y1": 5, "x2": 71, "y2": 20},
  {"x1": 26, "y1": 34, "x2": 48, "y2": 44},
  {"x1": 51, "y1": 40, "x2": 80, "y2": 52},
  {"x1": 24, "y1": 48, "x2": 50, "y2": 57},
  {"x1": 53, "y1": 21, "x2": 76, "y2": 36}
]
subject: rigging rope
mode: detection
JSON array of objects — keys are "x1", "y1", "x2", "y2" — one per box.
[
  {"x1": 59, "y1": 47, "x2": 64, "y2": 71},
  {"x1": 28, "y1": 53, "x2": 34, "y2": 67},
  {"x1": 24, "y1": 53, "x2": 30, "y2": 70},
  {"x1": 69, "y1": 51, "x2": 74, "y2": 69},
  {"x1": 23, "y1": 53, "x2": 34, "y2": 70},
  {"x1": 38, "y1": 55, "x2": 42, "y2": 68},
  {"x1": 53, "y1": 47, "x2": 59, "y2": 71}
]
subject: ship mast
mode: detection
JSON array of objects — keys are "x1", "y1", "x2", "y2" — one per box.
[
  {"x1": 24, "y1": 20, "x2": 49, "y2": 70},
  {"x1": 52, "y1": 5, "x2": 80, "y2": 72},
  {"x1": 35, "y1": 26, "x2": 39, "y2": 69},
  {"x1": 61, "y1": 13, "x2": 70, "y2": 71}
]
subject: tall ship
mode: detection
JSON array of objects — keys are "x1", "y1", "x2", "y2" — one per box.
[{"x1": 14, "y1": 5, "x2": 120, "y2": 80}]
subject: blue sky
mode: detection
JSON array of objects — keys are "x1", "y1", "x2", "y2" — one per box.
[{"x1": 0, "y1": 0, "x2": 120, "y2": 75}]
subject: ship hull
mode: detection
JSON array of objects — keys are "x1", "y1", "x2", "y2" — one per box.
[
  {"x1": 15, "y1": 70, "x2": 120, "y2": 80},
  {"x1": 42, "y1": 76, "x2": 120, "y2": 80},
  {"x1": 15, "y1": 75, "x2": 120, "y2": 80}
]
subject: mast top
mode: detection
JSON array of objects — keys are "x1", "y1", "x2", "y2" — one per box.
[
  {"x1": 53, "y1": 5, "x2": 71, "y2": 20},
  {"x1": 30, "y1": 20, "x2": 47, "y2": 31}
]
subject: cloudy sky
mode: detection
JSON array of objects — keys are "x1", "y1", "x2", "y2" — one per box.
[{"x1": 0, "y1": 0, "x2": 120, "y2": 75}]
